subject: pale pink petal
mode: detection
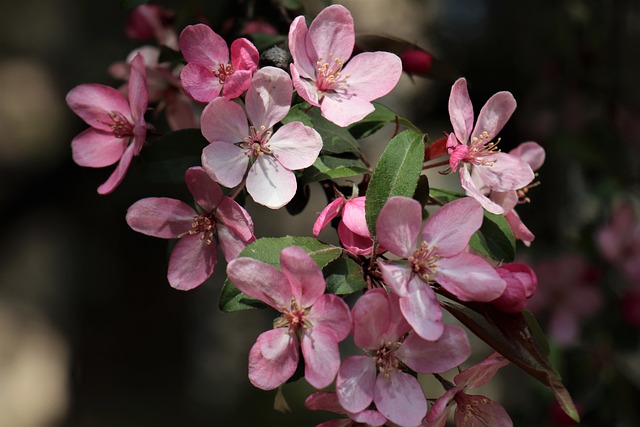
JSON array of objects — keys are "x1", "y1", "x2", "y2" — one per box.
[
  {"x1": 321, "y1": 93, "x2": 375, "y2": 128},
  {"x1": 454, "y1": 352, "x2": 510, "y2": 390},
  {"x1": 475, "y1": 153, "x2": 535, "y2": 192},
  {"x1": 338, "y1": 222, "x2": 374, "y2": 256},
  {"x1": 422, "y1": 197, "x2": 483, "y2": 257},
  {"x1": 226, "y1": 257, "x2": 291, "y2": 310},
  {"x1": 180, "y1": 63, "x2": 221, "y2": 103},
  {"x1": 398, "y1": 325, "x2": 470, "y2": 374},
  {"x1": 269, "y1": 122, "x2": 322, "y2": 170},
  {"x1": 201, "y1": 141, "x2": 249, "y2": 188},
  {"x1": 246, "y1": 155, "x2": 296, "y2": 209},
  {"x1": 460, "y1": 167, "x2": 504, "y2": 214},
  {"x1": 352, "y1": 289, "x2": 390, "y2": 349},
  {"x1": 308, "y1": 4, "x2": 354, "y2": 63},
  {"x1": 233, "y1": 63, "x2": 277, "y2": 111},
  {"x1": 490, "y1": 190, "x2": 519, "y2": 213},
  {"x1": 505, "y1": 210, "x2": 535, "y2": 246},
  {"x1": 185, "y1": 166, "x2": 223, "y2": 211},
  {"x1": 128, "y1": 53, "x2": 148, "y2": 123},
  {"x1": 288, "y1": 16, "x2": 316, "y2": 78},
  {"x1": 167, "y1": 233, "x2": 217, "y2": 290},
  {"x1": 424, "y1": 388, "x2": 458, "y2": 427},
  {"x1": 248, "y1": 328, "x2": 299, "y2": 390},
  {"x1": 301, "y1": 325, "x2": 342, "y2": 389},
  {"x1": 220, "y1": 69, "x2": 253, "y2": 99},
  {"x1": 97, "y1": 142, "x2": 136, "y2": 195},
  {"x1": 313, "y1": 197, "x2": 346, "y2": 236},
  {"x1": 66, "y1": 84, "x2": 132, "y2": 132},
  {"x1": 336, "y1": 356, "x2": 377, "y2": 413},
  {"x1": 509, "y1": 141, "x2": 545, "y2": 171},
  {"x1": 200, "y1": 96, "x2": 248, "y2": 144},
  {"x1": 71, "y1": 129, "x2": 127, "y2": 167},
  {"x1": 291, "y1": 66, "x2": 320, "y2": 106},
  {"x1": 341, "y1": 52, "x2": 402, "y2": 101},
  {"x1": 435, "y1": 253, "x2": 506, "y2": 302},
  {"x1": 230, "y1": 37, "x2": 259, "y2": 72},
  {"x1": 376, "y1": 196, "x2": 422, "y2": 258},
  {"x1": 342, "y1": 197, "x2": 370, "y2": 238},
  {"x1": 378, "y1": 261, "x2": 413, "y2": 297},
  {"x1": 179, "y1": 24, "x2": 228, "y2": 67},
  {"x1": 471, "y1": 91, "x2": 516, "y2": 142},
  {"x1": 448, "y1": 78, "x2": 474, "y2": 144},
  {"x1": 126, "y1": 197, "x2": 194, "y2": 238},
  {"x1": 279, "y1": 246, "x2": 326, "y2": 307},
  {"x1": 215, "y1": 197, "x2": 255, "y2": 243},
  {"x1": 400, "y1": 276, "x2": 444, "y2": 341},
  {"x1": 307, "y1": 294, "x2": 352, "y2": 342},
  {"x1": 374, "y1": 371, "x2": 427, "y2": 427}
]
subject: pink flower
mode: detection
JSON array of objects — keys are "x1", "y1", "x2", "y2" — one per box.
[
  {"x1": 305, "y1": 392, "x2": 388, "y2": 427},
  {"x1": 596, "y1": 200, "x2": 640, "y2": 281},
  {"x1": 67, "y1": 53, "x2": 148, "y2": 195},
  {"x1": 425, "y1": 352, "x2": 513, "y2": 427},
  {"x1": 125, "y1": 3, "x2": 178, "y2": 50},
  {"x1": 491, "y1": 263, "x2": 538, "y2": 313},
  {"x1": 126, "y1": 166, "x2": 255, "y2": 291},
  {"x1": 201, "y1": 66, "x2": 322, "y2": 209},
  {"x1": 336, "y1": 289, "x2": 471, "y2": 427},
  {"x1": 313, "y1": 195, "x2": 376, "y2": 256},
  {"x1": 288, "y1": 4, "x2": 402, "y2": 127},
  {"x1": 446, "y1": 78, "x2": 535, "y2": 214},
  {"x1": 179, "y1": 23, "x2": 259, "y2": 102},
  {"x1": 226, "y1": 246, "x2": 352, "y2": 390},
  {"x1": 376, "y1": 196, "x2": 506, "y2": 340}
]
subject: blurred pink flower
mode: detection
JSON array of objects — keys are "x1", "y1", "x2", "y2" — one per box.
[
  {"x1": 67, "y1": 53, "x2": 148, "y2": 195},
  {"x1": 125, "y1": 3, "x2": 178, "y2": 49},
  {"x1": 596, "y1": 200, "x2": 640, "y2": 281},
  {"x1": 288, "y1": 4, "x2": 402, "y2": 127},
  {"x1": 226, "y1": 246, "x2": 352, "y2": 390},
  {"x1": 126, "y1": 167, "x2": 255, "y2": 291},
  {"x1": 306, "y1": 391, "x2": 387, "y2": 427}
]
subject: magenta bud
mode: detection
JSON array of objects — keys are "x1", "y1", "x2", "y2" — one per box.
[
  {"x1": 491, "y1": 263, "x2": 538, "y2": 313},
  {"x1": 399, "y1": 49, "x2": 433, "y2": 76}
]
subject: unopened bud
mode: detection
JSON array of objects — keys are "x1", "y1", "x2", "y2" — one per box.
[{"x1": 399, "y1": 49, "x2": 433, "y2": 76}]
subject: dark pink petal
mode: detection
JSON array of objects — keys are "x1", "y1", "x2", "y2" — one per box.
[
  {"x1": 475, "y1": 153, "x2": 535, "y2": 192},
  {"x1": 97, "y1": 142, "x2": 136, "y2": 195},
  {"x1": 180, "y1": 63, "x2": 221, "y2": 103},
  {"x1": 454, "y1": 352, "x2": 510, "y2": 390},
  {"x1": 448, "y1": 78, "x2": 474, "y2": 144},
  {"x1": 279, "y1": 246, "x2": 325, "y2": 307},
  {"x1": 201, "y1": 96, "x2": 248, "y2": 144},
  {"x1": 128, "y1": 53, "x2": 148, "y2": 124},
  {"x1": 291, "y1": 66, "x2": 320, "y2": 106},
  {"x1": 492, "y1": 268, "x2": 528, "y2": 313},
  {"x1": 288, "y1": 16, "x2": 316, "y2": 78},
  {"x1": 500, "y1": 263, "x2": 537, "y2": 298},
  {"x1": 352, "y1": 289, "x2": 391, "y2": 349},
  {"x1": 71, "y1": 129, "x2": 126, "y2": 167},
  {"x1": 230, "y1": 37, "x2": 259, "y2": 72},
  {"x1": 179, "y1": 24, "x2": 228, "y2": 67},
  {"x1": 313, "y1": 197, "x2": 346, "y2": 237},
  {"x1": 454, "y1": 393, "x2": 513, "y2": 427},
  {"x1": 460, "y1": 167, "x2": 504, "y2": 214},
  {"x1": 185, "y1": 166, "x2": 223, "y2": 211},
  {"x1": 301, "y1": 325, "x2": 342, "y2": 389},
  {"x1": 509, "y1": 141, "x2": 545, "y2": 171},
  {"x1": 270, "y1": 122, "x2": 323, "y2": 170},
  {"x1": 448, "y1": 138, "x2": 469, "y2": 171},
  {"x1": 422, "y1": 197, "x2": 483, "y2": 257},
  {"x1": 321, "y1": 93, "x2": 375, "y2": 128},
  {"x1": 167, "y1": 233, "x2": 217, "y2": 290},
  {"x1": 305, "y1": 391, "x2": 346, "y2": 414},
  {"x1": 378, "y1": 261, "x2": 413, "y2": 297},
  {"x1": 435, "y1": 253, "x2": 506, "y2": 302},
  {"x1": 341, "y1": 52, "x2": 402, "y2": 101},
  {"x1": 471, "y1": 91, "x2": 516, "y2": 143},
  {"x1": 217, "y1": 224, "x2": 251, "y2": 261},
  {"x1": 374, "y1": 371, "x2": 427, "y2": 427},
  {"x1": 400, "y1": 276, "x2": 444, "y2": 341},
  {"x1": 246, "y1": 66, "x2": 293, "y2": 128},
  {"x1": 351, "y1": 410, "x2": 387, "y2": 426},
  {"x1": 505, "y1": 210, "x2": 535, "y2": 246},
  {"x1": 336, "y1": 355, "x2": 377, "y2": 413},
  {"x1": 201, "y1": 141, "x2": 249, "y2": 188},
  {"x1": 226, "y1": 257, "x2": 291, "y2": 310},
  {"x1": 424, "y1": 388, "x2": 458, "y2": 427},
  {"x1": 220, "y1": 69, "x2": 253, "y2": 99},
  {"x1": 398, "y1": 325, "x2": 470, "y2": 374},
  {"x1": 66, "y1": 84, "x2": 132, "y2": 133},
  {"x1": 126, "y1": 197, "x2": 194, "y2": 238},
  {"x1": 376, "y1": 196, "x2": 422, "y2": 258},
  {"x1": 215, "y1": 197, "x2": 255, "y2": 243},
  {"x1": 248, "y1": 328, "x2": 299, "y2": 390},
  {"x1": 308, "y1": 4, "x2": 354, "y2": 64},
  {"x1": 338, "y1": 222, "x2": 374, "y2": 256},
  {"x1": 342, "y1": 197, "x2": 370, "y2": 238},
  {"x1": 246, "y1": 155, "x2": 296, "y2": 209},
  {"x1": 307, "y1": 294, "x2": 352, "y2": 342}
]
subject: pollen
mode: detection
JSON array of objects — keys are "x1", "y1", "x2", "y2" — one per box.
[
  {"x1": 180, "y1": 213, "x2": 216, "y2": 245},
  {"x1": 315, "y1": 57, "x2": 347, "y2": 92},
  {"x1": 213, "y1": 63, "x2": 235, "y2": 84},
  {"x1": 409, "y1": 242, "x2": 440, "y2": 282}
]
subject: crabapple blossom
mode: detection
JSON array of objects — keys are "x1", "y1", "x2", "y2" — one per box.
[
  {"x1": 201, "y1": 66, "x2": 322, "y2": 209},
  {"x1": 67, "y1": 53, "x2": 148, "y2": 195},
  {"x1": 425, "y1": 352, "x2": 513, "y2": 427},
  {"x1": 376, "y1": 196, "x2": 506, "y2": 340},
  {"x1": 336, "y1": 289, "x2": 471, "y2": 427},
  {"x1": 179, "y1": 23, "x2": 259, "y2": 102},
  {"x1": 596, "y1": 200, "x2": 640, "y2": 281},
  {"x1": 305, "y1": 392, "x2": 387, "y2": 427},
  {"x1": 125, "y1": 166, "x2": 255, "y2": 290},
  {"x1": 226, "y1": 246, "x2": 352, "y2": 390},
  {"x1": 125, "y1": 3, "x2": 178, "y2": 50},
  {"x1": 288, "y1": 4, "x2": 402, "y2": 127},
  {"x1": 491, "y1": 263, "x2": 538, "y2": 313},
  {"x1": 446, "y1": 77, "x2": 535, "y2": 214}
]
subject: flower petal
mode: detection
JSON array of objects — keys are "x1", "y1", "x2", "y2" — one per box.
[
  {"x1": 342, "y1": 197, "x2": 370, "y2": 238},
  {"x1": 201, "y1": 141, "x2": 249, "y2": 189},
  {"x1": 215, "y1": 197, "x2": 255, "y2": 243},
  {"x1": 308, "y1": 4, "x2": 354, "y2": 64},
  {"x1": 337, "y1": 222, "x2": 374, "y2": 256},
  {"x1": 376, "y1": 196, "x2": 422, "y2": 258},
  {"x1": 128, "y1": 53, "x2": 148, "y2": 124},
  {"x1": 269, "y1": 122, "x2": 322, "y2": 170},
  {"x1": 374, "y1": 371, "x2": 427, "y2": 427},
  {"x1": 179, "y1": 24, "x2": 228, "y2": 67},
  {"x1": 126, "y1": 197, "x2": 194, "y2": 238},
  {"x1": 475, "y1": 152, "x2": 535, "y2": 192},
  {"x1": 167, "y1": 233, "x2": 217, "y2": 290},
  {"x1": 313, "y1": 197, "x2": 346, "y2": 237},
  {"x1": 245, "y1": 67, "x2": 293, "y2": 129},
  {"x1": 302, "y1": 325, "x2": 342, "y2": 389},
  {"x1": 226, "y1": 257, "x2": 291, "y2": 310},
  {"x1": 351, "y1": 289, "x2": 390, "y2": 349},
  {"x1": 288, "y1": 16, "x2": 317, "y2": 78},
  {"x1": 460, "y1": 166, "x2": 504, "y2": 214},
  {"x1": 307, "y1": 294, "x2": 352, "y2": 342},
  {"x1": 341, "y1": 52, "x2": 402, "y2": 101},
  {"x1": 399, "y1": 275, "x2": 444, "y2": 341},
  {"x1": 246, "y1": 155, "x2": 296, "y2": 209},
  {"x1": 279, "y1": 246, "x2": 326, "y2": 307},
  {"x1": 66, "y1": 84, "x2": 132, "y2": 132},
  {"x1": 71, "y1": 129, "x2": 127, "y2": 167},
  {"x1": 378, "y1": 261, "x2": 413, "y2": 297},
  {"x1": 424, "y1": 388, "x2": 458, "y2": 427},
  {"x1": 435, "y1": 252, "x2": 506, "y2": 302},
  {"x1": 509, "y1": 141, "x2": 545, "y2": 171},
  {"x1": 505, "y1": 210, "x2": 535, "y2": 246},
  {"x1": 180, "y1": 63, "x2": 222, "y2": 103},
  {"x1": 185, "y1": 166, "x2": 223, "y2": 211},
  {"x1": 422, "y1": 197, "x2": 483, "y2": 257},
  {"x1": 291, "y1": 65, "x2": 320, "y2": 107},
  {"x1": 398, "y1": 325, "x2": 471, "y2": 374},
  {"x1": 220, "y1": 69, "x2": 253, "y2": 99},
  {"x1": 97, "y1": 141, "x2": 136, "y2": 195},
  {"x1": 471, "y1": 90, "x2": 516, "y2": 142},
  {"x1": 320, "y1": 93, "x2": 375, "y2": 127},
  {"x1": 449, "y1": 78, "x2": 474, "y2": 144},
  {"x1": 248, "y1": 328, "x2": 299, "y2": 390},
  {"x1": 230, "y1": 37, "x2": 259, "y2": 72},
  {"x1": 336, "y1": 355, "x2": 377, "y2": 413},
  {"x1": 201, "y1": 97, "x2": 248, "y2": 144}
]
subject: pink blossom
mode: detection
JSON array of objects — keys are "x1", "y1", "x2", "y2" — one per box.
[
  {"x1": 67, "y1": 53, "x2": 148, "y2": 195},
  {"x1": 425, "y1": 352, "x2": 513, "y2": 427},
  {"x1": 201, "y1": 66, "x2": 322, "y2": 209},
  {"x1": 491, "y1": 263, "x2": 538, "y2": 313},
  {"x1": 313, "y1": 195, "x2": 376, "y2": 256},
  {"x1": 179, "y1": 23, "x2": 259, "y2": 102},
  {"x1": 596, "y1": 200, "x2": 640, "y2": 281},
  {"x1": 125, "y1": 3, "x2": 178, "y2": 50},
  {"x1": 336, "y1": 289, "x2": 471, "y2": 427},
  {"x1": 288, "y1": 4, "x2": 402, "y2": 127},
  {"x1": 446, "y1": 78, "x2": 535, "y2": 214},
  {"x1": 126, "y1": 166, "x2": 255, "y2": 290},
  {"x1": 305, "y1": 392, "x2": 388, "y2": 427},
  {"x1": 226, "y1": 246, "x2": 352, "y2": 390},
  {"x1": 376, "y1": 196, "x2": 506, "y2": 340}
]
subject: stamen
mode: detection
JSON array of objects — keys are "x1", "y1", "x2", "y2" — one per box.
[
  {"x1": 213, "y1": 63, "x2": 235, "y2": 84},
  {"x1": 179, "y1": 213, "x2": 216, "y2": 244},
  {"x1": 409, "y1": 242, "x2": 440, "y2": 282}
]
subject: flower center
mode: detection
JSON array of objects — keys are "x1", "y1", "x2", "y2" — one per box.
[
  {"x1": 408, "y1": 241, "x2": 440, "y2": 282},
  {"x1": 274, "y1": 298, "x2": 312, "y2": 334},
  {"x1": 213, "y1": 63, "x2": 235, "y2": 84},
  {"x1": 238, "y1": 125, "x2": 273, "y2": 158},
  {"x1": 315, "y1": 55, "x2": 349, "y2": 92},
  {"x1": 467, "y1": 131, "x2": 501, "y2": 166},
  {"x1": 180, "y1": 213, "x2": 216, "y2": 245},
  {"x1": 105, "y1": 111, "x2": 134, "y2": 138},
  {"x1": 372, "y1": 341, "x2": 402, "y2": 378}
]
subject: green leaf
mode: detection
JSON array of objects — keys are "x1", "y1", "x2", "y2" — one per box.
[
  {"x1": 348, "y1": 102, "x2": 421, "y2": 139},
  {"x1": 301, "y1": 155, "x2": 370, "y2": 183},
  {"x1": 323, "y1": 257, "x2": 366, "y2": 295},
  {"x1": 120, "y1": 0, "x2": 149, "y2": 10},
  {"x1": 281, "y1": 103, "x2": 314, "y2": 127},
  {"x1": 247, "y1": 33, "x2": 287, "y2": 51},
  {"x1": 468, "y1": 211, "x2": 516, "y2": 263},
  {"x1": 365, "y1": 129, "x2": 425, "y2": 237},
  {"x1": 139, "y1": 129, "x2": 207, "y2": 184},
  {"x1": 219, "y1": 237, "x2": 342, "y2": 312},
  {"x1": 442, "y1": 301, "x2": 580, "y2": 423},
  {"x1": 428, "y1": 187, "x2": 465, "y2": 205}
]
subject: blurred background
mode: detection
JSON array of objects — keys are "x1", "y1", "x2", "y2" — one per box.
[{"x1": 1, "y1": 0, "x2": 639, "y2": 425}]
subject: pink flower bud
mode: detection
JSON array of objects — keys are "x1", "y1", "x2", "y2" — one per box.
[
  {"x1": 399, "y1": 48, "x2": 433, "y2": 76},
  {"x1": 492, "y1": 263, "x2": 538, "y2": 313}
]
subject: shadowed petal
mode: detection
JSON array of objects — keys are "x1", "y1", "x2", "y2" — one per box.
[
  {"x1": 248, "y1": 328, "x2": 298, "y2": 390},
  {"x1": 126, "y1": 197, "x2": 194, "y2": 238},
  {"x1": 376, "y1": 196, "x2": 422, "y2": 258},
  {"x1": 128, "y1": 53, "x2": 148, "y2": 123},
  {"x1": 449, "y1": 78, "x2": 474, "y2": 144},
  {"x1": 180, "y1": 63, "x2": 222, "y2": 103},
  {"x1": 215, "y1": 197, "x2": 255, "y2": 242},
  {"x1": 307, "y1": 294, "x2": 352, "y2": 342},
  {"x1": 472, "y1": 90, "x2": 516, "y2": 142},
  {"x1": 291, "y1": 66, "x2": 320, "y2": 106},
  {"x1": 342, "y1": 197, "x2": 370, "y2": 238},
  {"x1": 302, "y1": 325, "x2": 342, "y2": 389},
  {"x1": 71, "y1": 129, "x2": 126, "y2": 167},
  {"x1": 378, "y1": 261, "x2": 413, "y2": 297},
  {"x1": 179, "y1": 24, "x2": 228, "y2": 67},
  {"x1": 337, "y1": 222, "x2": 374, "y2": 256},
  {"x1": 475, "y1": 153, "x2": 535, "y2": 192},
  {"x1": 167, "y1": 233, "x2": 217, "y2": 290},
  {"x1": 398, "y1": 325, "x2": 470, "y2": 374},
  {"x1": 399, "y1": 276, "x2": 443, "y2": 341},
  {"x1": 201, "y1": 97, "x2": 248, "y2": 144},
  {"x1": 509, "y1": 141, "x2": 545, "y2": 171},
  {"x1": 97, "y1": 141, "x2": 136, "y2": 195},
  {"x1": 246, "y1": 155, "x2": 296, "y2": 209},
  {"x1": 246, "y1": 67, "x2": 293, "y2": 129},
  {"x1": 460, "y1": 167, "x2": 504, "y2": 214},
  {"x1": 201, "y1": 141, "x2": 249, "y2": 188},
  {"x1": 288, "y1": 16, "x2": 316, "y2": 78},
  {"x1": 66, "y1": 84, "x2": 132, "y2": 132},
  {"x1": 280, "y1": 246, "x2": 326, "y2": 307},
  {"x1": 230, "y1": 37, "x2": 259, "y2": 72},
  {"x1": 321, "y1": 93, "x2": 374, "y2": 127},
  {"x1": 336, "y1": 356, "x2": 377, "y2": 413},
  {"x1": 422, "y1": 197, "x2": 483, "y2": 257},
  {"x1": 374, "y1": 371, "x2": 427, "y2": 427},
  {"x1": 435, "y1": 252, "x2": 506, "y2": 302},
  {"x1": 185, "y1": 166, "x2": 223, "y2": 211},
  {"x1": 313, "y1": 197, "x2": 346, "y2": 236},
  {"x1": 352, "y1": 289, "x2": 390, "y2": 349},
  {"x1": 221, "y1": 69, "x2": 253, "y2": 99}
]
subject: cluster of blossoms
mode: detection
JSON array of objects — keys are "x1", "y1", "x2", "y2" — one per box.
[{"x1": 66, "y1": 2, "x2": 578, "y2": 426}]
